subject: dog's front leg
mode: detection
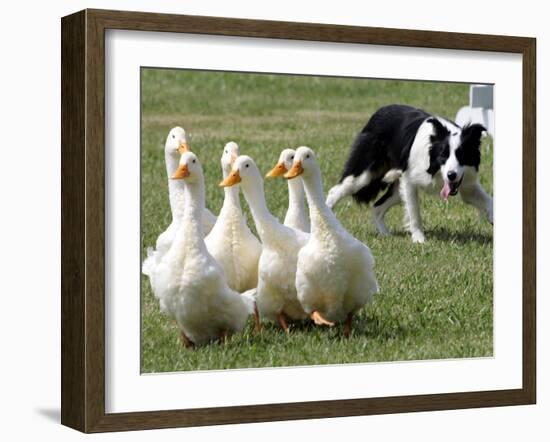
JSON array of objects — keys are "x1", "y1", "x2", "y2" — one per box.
[
  {"x1": 460, "y1": 181, "x2": 493, "y2": 225},
  {"x1": 400, "y1": 179, "x2": 425, "y2": 243}
]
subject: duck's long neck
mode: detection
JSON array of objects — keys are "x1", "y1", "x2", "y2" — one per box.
[
  {"x1": 166, "y1": 151, "x2": 186, "y2": 221},
  {"x1": 301, "y1": 171, "x2": 340, "y2": 235},
  {"x1": 287, "y1": 177, "x2": 307, "y2": 215},
  {"x1": 241, "y1": 180, "x2": 281, "y2": 241},
  {"x1": 171, "y1": 180, "x2": 205, "y2": 252},
  {"x1": 221, "y1": 168, "x2": 242, "y2": 212}
]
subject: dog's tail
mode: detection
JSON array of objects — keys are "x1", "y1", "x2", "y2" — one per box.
[{"x1": 326, "y1": 130, "x2": 394, "y2": 209}]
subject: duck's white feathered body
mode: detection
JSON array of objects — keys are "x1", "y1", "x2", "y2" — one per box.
[
  {"x1": 255, "y1": 226, "x2": 309, "y2": 321},
  {"x1": 150, "y1": 152, "x2": 252, "y2": 346},
  {"x1": 205, "y1": 142, "x2": 261, "y2": 293},
  {"x1": 143, "y1": 188, "x2": 216, "y2": 277},
  {"x1": 289, "y1": 147, "x2": 378, "y2": 323},
  {"x1": 223, "y1": 156, "x2": 308, "y2": 322},
  {"x1": 205, "y1": 199, "x2": 262, "y2": 293},
  {"x1": 296, "y1": 214, "x2": 377, "y2": 322},
  {"x1": 142, "y1": 127, "x2": 216, "y2": 277}
]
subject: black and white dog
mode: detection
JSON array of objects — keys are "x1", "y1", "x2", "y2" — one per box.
[{"x1": 326, "y1": 104, "x2": 493, "y2": 243}]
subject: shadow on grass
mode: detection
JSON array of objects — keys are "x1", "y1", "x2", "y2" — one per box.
[
  {"x1": 280, "y1": 313, "x2": 412, "y2": 343},
  {"x1": 361, "y1": 315, "x2": 411, "y2": 341},
  {"x1": 427, "y1": 227, "x2": 493, "y2": 245},
  {"x1": 388, "y1": 227, "x2": 492, "y2": 245}
]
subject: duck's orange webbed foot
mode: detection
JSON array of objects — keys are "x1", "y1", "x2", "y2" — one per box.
[{"x1": 310, "y1": 311, "x2": 335, "y2": 327}]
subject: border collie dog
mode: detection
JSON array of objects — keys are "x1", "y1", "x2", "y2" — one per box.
[{"x1": 326, "y1": 104, "x2": 493, "y2": 243}]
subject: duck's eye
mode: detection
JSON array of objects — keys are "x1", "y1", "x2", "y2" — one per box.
[
  {"x1": 192, "y1": 159, "x2": 196, "y2": 163},
  {"x1": 291, "y1": 155, "x2": 294, "y2": 160},
  {"x1": 306, "y1": 154, "x2": 310, "y2": 159},
  {"x1": 172, "y1": 135, "x2": 175, "y2": 139},
  {"x1": 245, "y1": 164, "x2": 249, "y2": 168}
]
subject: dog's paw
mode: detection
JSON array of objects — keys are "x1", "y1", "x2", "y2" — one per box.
[{"x1": 411, "y1": 231, "x2": 426, "y2": 243}]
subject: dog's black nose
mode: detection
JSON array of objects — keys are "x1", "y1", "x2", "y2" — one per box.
[{"x1": 447, "y1": 171, "x2": 457, "y2": 181}]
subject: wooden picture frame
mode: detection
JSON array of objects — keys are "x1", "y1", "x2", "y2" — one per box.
[{"x1": 61, "y1": 8, "x2": 536, "y2": 433}]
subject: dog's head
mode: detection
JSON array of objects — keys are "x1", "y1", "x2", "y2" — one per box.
[{"x1": 427, "y1": 118, "x2": 486, "y2": 201}]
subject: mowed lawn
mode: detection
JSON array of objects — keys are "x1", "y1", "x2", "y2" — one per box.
[{"x1": 141, "y1": 69, "x2": 493, "y2": 373}]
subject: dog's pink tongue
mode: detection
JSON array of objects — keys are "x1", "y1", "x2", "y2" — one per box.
[{"x1": 440, "y1": 181, "x2": 451, "y2": 201}]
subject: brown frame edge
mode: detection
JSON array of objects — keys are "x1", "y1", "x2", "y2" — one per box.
[{"x1": 61, "y1": 8, "x2": 536, "y2": 433}]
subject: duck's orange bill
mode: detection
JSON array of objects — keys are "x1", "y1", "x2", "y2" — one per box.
[
  {"x1": 177, "y1": 142, "x2": 190, "y2": 154},
  {"x1": 219, "y1": 169, "x2": 242, "y2": 187},
  {"x1": 171, "y1": 163, "x2": 190, "y2": 179},
  {"x1": 265, "y1": 162, "x2": 287, "y2": 178},
  {"x1": 284, "y1": 161, "x2": 303, "y2": 179}
]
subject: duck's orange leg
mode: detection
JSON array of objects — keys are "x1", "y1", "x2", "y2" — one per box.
[
  {"x1": 219, "y1": 329, "x2": 229, "y2": 344},
  {"x1": 277, "y1": 312, "x2": 290, "y2": 334},
  {"x1": 343, "y1": 313, "x2": 353, "y2": 338},
  {"x1": 179, "y1": 330, "x2": 195, "y2": 349},
  {"x1": 254, "y1": 302, "x2": 262, "y2": 332}
]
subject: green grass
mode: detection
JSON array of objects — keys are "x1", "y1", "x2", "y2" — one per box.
[{"x1": 141, "y1": 69, "x2": 493, "y2": 373}]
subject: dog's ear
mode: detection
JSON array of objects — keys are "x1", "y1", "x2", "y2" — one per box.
[
  {"x1": 427, "y1": 117, "x2": 450, "y2": 140},
  {"x1": 456, "y1": 123, "x2": 485, "y2": 169},
  {"x1": 461, "y1": 123, "x2": 486, "y2": 149}
]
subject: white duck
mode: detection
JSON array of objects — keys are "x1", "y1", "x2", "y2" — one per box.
[
  {"x1": 220, "y1": 156, "x2": 309, "y2": 332},
  {"x1": 266, "y1": 148, "x2": 310, "y2": 232},
  {"x1": 142, "y1": 127, "x2": 217, "y2": 277},
  {"x1": 205, "y1": 142, "x2": 262, "y2": 293},
  {"x1": 285, "y1": 146, "x2": 379, "y2": 337},
  {"x1": 149, "y1": 151, "x2": 254, "y2": 347}
]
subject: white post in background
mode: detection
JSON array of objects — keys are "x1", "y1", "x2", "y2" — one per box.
[{"x1": 455, "y1": 84, "x2": 494, "y2": 137}]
